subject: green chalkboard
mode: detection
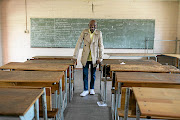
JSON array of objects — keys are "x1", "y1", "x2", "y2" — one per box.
[{"x1": 31, "y1": 18, "x2": 155, "y2": 49}]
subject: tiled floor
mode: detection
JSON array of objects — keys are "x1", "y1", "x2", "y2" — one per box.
[{"x1": 64, "y1": 69, "x2": 112, "y2": 120}]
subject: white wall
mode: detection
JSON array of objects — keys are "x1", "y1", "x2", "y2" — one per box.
[
  {"x1": 1, "y1": 0, "x2": 179, "y2": 67},
  {"x1": 0, "y1": 0, "x2": 2, "y2": 66}
]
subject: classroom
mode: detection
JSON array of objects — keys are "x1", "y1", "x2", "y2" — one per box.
[{"x1": 0, "y1": 0, "x2": 180, "y2": 120}]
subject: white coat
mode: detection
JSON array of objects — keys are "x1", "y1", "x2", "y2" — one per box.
[{"x1": 73, "y1": 29, "x2": 104, "y2": 67}]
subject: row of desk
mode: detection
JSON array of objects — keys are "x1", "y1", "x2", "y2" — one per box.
[
  {"x1": 1, "y1": 53, "x2": 180, "y2": 120},
  {"x1": 162, "y1": 54, "x2": 180, "y2": 68},
  {"x1": 99, "y1": 58, "x2": 180, "y2": 120},
  {"x1": 106, "y1": 53, "x2": 180, "y2": 68},
  {"x1": 105, "y1": 53, "x2": 159, "y2": 61},
  {"x1": 0, "y1": 56, "x2": 77, "y2": 120}
]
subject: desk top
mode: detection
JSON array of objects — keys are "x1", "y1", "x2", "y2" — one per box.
[
  {"x1": 102, "y1": 59, "x2": 161, "y2": 65},
  {"x1": 133, "y1": 87, "x2": 180, "y2": 118},
  {"x1": 33, "y1": 56, "x2": 75, "y2": 60},
  {"x1": 0, "y1": 71, "x2": 64, "y2": 83},
  {"x1": 116, "y1": 72, "x2": 180, "y2": 84},
  {"x1": 105, "y1": 53, "x2": 158, "y2": 57},
  {"x1": 0, "y1": 62, "x2": 69, "y2": 71},
  {"x1": 0, "y1": 88, "x2": 43, "y2": 116},
  {"x1": 163, "y1": 54, "x2": 180, "y2": 59},
  {"x1": 111, "y1": 64, "x2": 180, "y2": 73},
  {"x1": 25, "y1": 59, "x2": 76, "y2": 66}
]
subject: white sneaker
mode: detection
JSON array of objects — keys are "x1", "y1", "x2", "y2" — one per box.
[
  {"x1": 80, "y1": 91, "x2": 89, "y2": 97},
  {"x1": 90, "y1": 89, "x2": 95, "y2": 95}
]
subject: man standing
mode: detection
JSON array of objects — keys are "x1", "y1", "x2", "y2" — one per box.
[{"x1": 73, "y1": 20, "x2": 104, "y2": 97}]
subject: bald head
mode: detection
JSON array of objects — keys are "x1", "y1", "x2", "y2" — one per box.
[{"x1": 89, "y1": 20, "x2": 97, "y2": 33}]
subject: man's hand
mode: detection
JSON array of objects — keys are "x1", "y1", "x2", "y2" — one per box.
[
  {"x1": 96, "y1": 59, "x2": 101, "y2": 64},
  {"x1": 73, "y1": 56, "x2": 77, "y2": 60}
]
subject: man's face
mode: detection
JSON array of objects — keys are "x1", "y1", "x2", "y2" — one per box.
[{"x1": 89, "y1": 21, "x2": 97, "y2": 33}]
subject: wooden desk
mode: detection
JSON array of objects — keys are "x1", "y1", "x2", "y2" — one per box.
[
  {"x1": 33, "y1": 56, "x2": 75, "y2": 60},
  {"x1": 115, "y1": 72, "x2": 180, "y2": 120},
  {"x1": 0, "y1": 62, "x2": 68, "y2": 91},
  {"x1": 31, "y1": 55, "x2": 77, "y2": 81},
  {"x1": 0, "y1": 71, "x2": 63, "y2": 111},
  {"x1": 105, "y1": 53, "x2": 159, "y2": 61},
  {"x1": 30, "y1": 56, "x2": 77, "y2": 77},
  {"x1": 25, "y1": 59, "x2": 76, "y2": 102},
  {"x1": 162, "y1": 54, "x2": 180, "y2": 68},
  {"x1": 133, "y1": 87, "x2": 180, "y2": 119},
  {"x1": 0, "y1": 62, "x2": 69, "y2": 120},
  {"x1": 163, "y1": 54, "x2": 180, "y2": 59},
  {"x1": 110, "y1": 64, "x2": 180, "y2": 73},
  {"x1": 102, "y1": 59, "x2": 161, "y2": 66},
  {"x1": 25, "y1": 59, "x2": 76, "y2": 66},
  {"x1": 99, "y1": 59, "x2": 161, "y2": 105},
  {"x1": 0, "y1": 87, "x2": 47, "y2": 120},
  {"x1": 0, "y1": 62, "x2": 69, "y2": 72},
  {"x1": 102, "y1": 59, "x2": 161, "y2": 77}
]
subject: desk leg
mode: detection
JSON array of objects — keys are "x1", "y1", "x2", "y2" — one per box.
[
  {"x1": 34, "y1": 99, "x2": 39, "y2": 120},
  {"x1": 124, "y1": 88, "x2": 130, "y2": 120},
  {"x1": 155, "y1": 56, "x2": 158, "y2": 62},
  {"x1": 113, "y1": 90, "x2": 116, "y2": 120},
  {"x1": 112, "y1": 71, "x2": 116, "y2": 109},
  {"x1": 73, "y1": 65, "x2": 75, "y2": 91},
  {"x1": 104, "y1": 64, "x2": 107, "y2": 104},
  {"x1": 55, "y1": 90, "x2": 58, "y2": 108},
  {"x1": 112, "y1": 71, "x2": 116, "y2": 89},
  {"x1": 69, "y1": 66, "x2": 72, "y2": 102},
  {"x1": 58, "y1": 79, "x2": 64, "y2": 120},
  {"x1": 71, "y1": 66, "x2": 74, "y2": 99},
  {"x1": 136, "y1": 102, "x2": 140, "y2": 120},
  {"x1": 97, "y1": 64, "x2": 108, "y2": 106},
  {"x1": 111, "y1": 71, "x2": 114, "y2": 118},
  {"x1": 65, "y1": 70, "x2": 67, "y2": 108},
  {"x1": 55, "y1": 90, "x2": 58, "y2": 120},
  {"x1": 42, "y1": 88, "x2": 48, "y2": 120},
  {"x1": 115, "y1": 82, "x2": 121, "y2": 120},
  {"x1": 100, "y1": 64, "x2": 103, "y2": 101},
  {"x1": 19, "y1": 116, "x2": 25, "y2": 120}
]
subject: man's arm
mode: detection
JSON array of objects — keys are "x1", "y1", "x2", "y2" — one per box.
[
  {"x1": 98, "y1": 31, "x2": 104, "y2": 63},
  {"x1": 73, "y1": 31, "x2": 84, "y2": 59}
]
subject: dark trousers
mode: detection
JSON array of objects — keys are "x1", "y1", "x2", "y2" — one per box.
[{"x1": 83, "y1": 61, "x2": 96, "y2": 91}]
